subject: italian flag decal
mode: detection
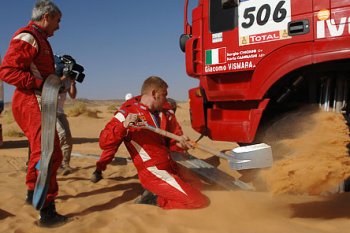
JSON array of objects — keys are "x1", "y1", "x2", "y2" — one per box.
[{"x1": 205, "y1": 47, "x2": 226, "y2": 65}]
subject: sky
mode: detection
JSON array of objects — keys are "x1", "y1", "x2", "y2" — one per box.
[{"x1": 0, "y1": 0, "x2": 198, "y2": 102}]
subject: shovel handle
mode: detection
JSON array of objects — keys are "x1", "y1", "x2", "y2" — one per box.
[
  {"x1": 140, "y1": 124, "x2": 184, "y2": 141},
  {"x1": 193, "y1": 143, "x2": 233, "y2": 161},
  {"x1": 139, "y1": 123, "x2": 243, "y2": 178},
  {"x1": 140, "y1": 124, "x2": 231, "y2": 160}
]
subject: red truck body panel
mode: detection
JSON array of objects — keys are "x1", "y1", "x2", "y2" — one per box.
[{"x1": 183, "y1": 0, "x2": 350, "y2": 142}]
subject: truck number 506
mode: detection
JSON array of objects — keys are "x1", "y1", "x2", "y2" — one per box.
[{"x1": 241, "y1": 1, "x2": 287, "y2": 28}]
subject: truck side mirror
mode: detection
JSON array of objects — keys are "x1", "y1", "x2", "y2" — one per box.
[
  {"x1": 222, "y1": 0, "x2": 240, "y2": 9},
  {"x1": 179, "y1": 34, "x2": 191, "y2": 52}
]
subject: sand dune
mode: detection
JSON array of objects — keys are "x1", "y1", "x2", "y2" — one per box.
[{"x1": 0, "y1": 101, "x2": 350, "y2": 233}]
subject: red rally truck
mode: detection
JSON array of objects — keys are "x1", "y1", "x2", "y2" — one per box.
[
  {"x1": 0, "y1": 55, "x2": 3, "y2": 146},
  {"x1": 180, "y1": 0, "x2": 350, "y2": 143}
]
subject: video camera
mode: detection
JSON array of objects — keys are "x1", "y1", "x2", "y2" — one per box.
[{"x1": 54, "y1": 54, "x2": 85, "y2": 83}]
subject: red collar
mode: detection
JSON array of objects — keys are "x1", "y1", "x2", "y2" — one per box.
[{"x1": 29, "y1": 21, "x2": 49, "y2": 39}]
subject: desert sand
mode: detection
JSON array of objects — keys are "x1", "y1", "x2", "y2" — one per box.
[{"x1": 0, "y1": 101, "x2": 350, "y2": 233}]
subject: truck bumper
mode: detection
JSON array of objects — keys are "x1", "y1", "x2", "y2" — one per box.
[{"x1": 189, "y1": 87, "x2": 269, "y2": 143}]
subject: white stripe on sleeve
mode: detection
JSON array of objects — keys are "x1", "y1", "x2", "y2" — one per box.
[
  {"x1": 114, "y1": 112, "x2": 126, "y2": 122},
  {"x1": 13, "y1": 33, "x2": 38, "y2": 50}
]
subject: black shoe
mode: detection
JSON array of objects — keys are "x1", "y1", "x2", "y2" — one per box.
[
  {"x1": 62, "y1": 165, "x2": 73, "y2": 176},
  {"x1": 135, "y1": 190, "x2": 158, "y2": 206},
  {"x1": 25, "y1": 190, "x2": 34, "y2": 205},
  {"x1": 39, "y1": 202, "x2": 68, "y2": 227},
  {"x1": 90, "y1": 169, "x2": 103, "y2": 183}
]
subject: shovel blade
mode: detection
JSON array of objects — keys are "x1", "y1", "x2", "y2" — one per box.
[{"x1": 229, "y1": 143, "x2": 273, "y2": 170}]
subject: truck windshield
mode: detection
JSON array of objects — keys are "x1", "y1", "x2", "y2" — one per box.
[
  {"x1": 222, "y1": 0, "x2": 239, "y2": 9},
  {"x1": 210, "y1": 0, "x2": 238, "y2": 33}
]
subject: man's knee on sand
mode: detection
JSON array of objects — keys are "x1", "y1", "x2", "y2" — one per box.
[
  {"x1": 157, "y1": 192, "x2": 209, "y2": 209},
  {"x1": 177, "y1": 186, "x2": 209, "y2": 208},
  {"x1": 191, "y1": 193, "x2": 210, "y2": 208}
]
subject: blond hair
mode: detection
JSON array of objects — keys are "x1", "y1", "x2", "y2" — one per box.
[{"x1": 141, "y1": 76, "x2": 168, "y2": 95}]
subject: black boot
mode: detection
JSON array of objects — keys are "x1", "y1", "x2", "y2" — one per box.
[
  {"x1": 135, "y1": 190, "x2": 158, "y2": 206},
  {"x1": 39, "y1": 202, "x2": 68, "y2": 227},
  {"x1": 25, "y1": 190, "x2": 34, "y2": 204},
  {"x1": 90, "y1": 169, "x2": 103, "y2": 183}
]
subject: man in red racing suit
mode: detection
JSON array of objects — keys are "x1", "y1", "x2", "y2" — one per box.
[
  {"x1": 0, "y1": 1, "x2": 68, "y2": 227},
  {"x1": 91, "y1": 76, "x2": 209, "y2": 209}
]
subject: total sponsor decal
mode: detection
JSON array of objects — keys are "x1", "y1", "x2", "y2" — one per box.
[
  {"x1": 316, "y1": 9, "x2": 350, "y2": 39},
  {"x1": 240, "y1": 30, "x2": 289, "y2": 45},
  {"x1": 238, "y1": 0, "x2": 291, "y2": 46}
]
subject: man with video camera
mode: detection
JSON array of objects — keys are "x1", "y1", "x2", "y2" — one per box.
[
  {"x1": 0, "y1": 0, "x2": 69, "y2": 227},
  {"x1": 54, "y1": 54, "x2": 84, "y2": 175}
]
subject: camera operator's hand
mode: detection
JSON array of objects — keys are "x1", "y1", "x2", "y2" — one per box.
[
  {"x1": 59, "y1": 74, "x2": 71, "y2": 86},
  {"x1": 60, "y1": 74, "x2": 69, "y2": 81},
  {"x1": 63, "y1": 69, "x2": 75, "y2": 79},
  {"x1": 58, "y1": 75, "x2": 77, "y2": 98}
]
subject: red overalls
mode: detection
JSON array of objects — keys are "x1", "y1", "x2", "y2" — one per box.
[
  {"x1": 0, "y1": 21, "x2": 62, "y2": 205},
  {"x1": 97, "y1": 97, "x2": 209, "y2": 209}
]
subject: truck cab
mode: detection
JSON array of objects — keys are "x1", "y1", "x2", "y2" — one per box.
[
  {"x1": 181, "y1": 0, "x2": 350, "y2": 143},
  {"x1": 0, "y1": 55, "x2": 3, "y2": 146}
]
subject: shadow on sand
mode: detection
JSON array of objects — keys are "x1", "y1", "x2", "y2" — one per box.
[
  {"x1": 72, "y1": 137, "x2": 99, "y2": 144},
  {"x1": 1, "y1": 140, "x2": 29, "y2": 149},
  {"x1": 290, "y1": 193, "x2": 350, "y2": 219},
  {"x1": 0, "y1": 137, "x2": 98, "y2": 149},
  {"x1": 0, "y1": 209, "x2": 15, "y2": 220},
  {"x1": 61, "y1": 182, "x2": 143, "y2": 218}
]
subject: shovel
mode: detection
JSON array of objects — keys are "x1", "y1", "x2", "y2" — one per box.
[{"x1": 136, "y1": 123, "x2": 273, "y2": 170}]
